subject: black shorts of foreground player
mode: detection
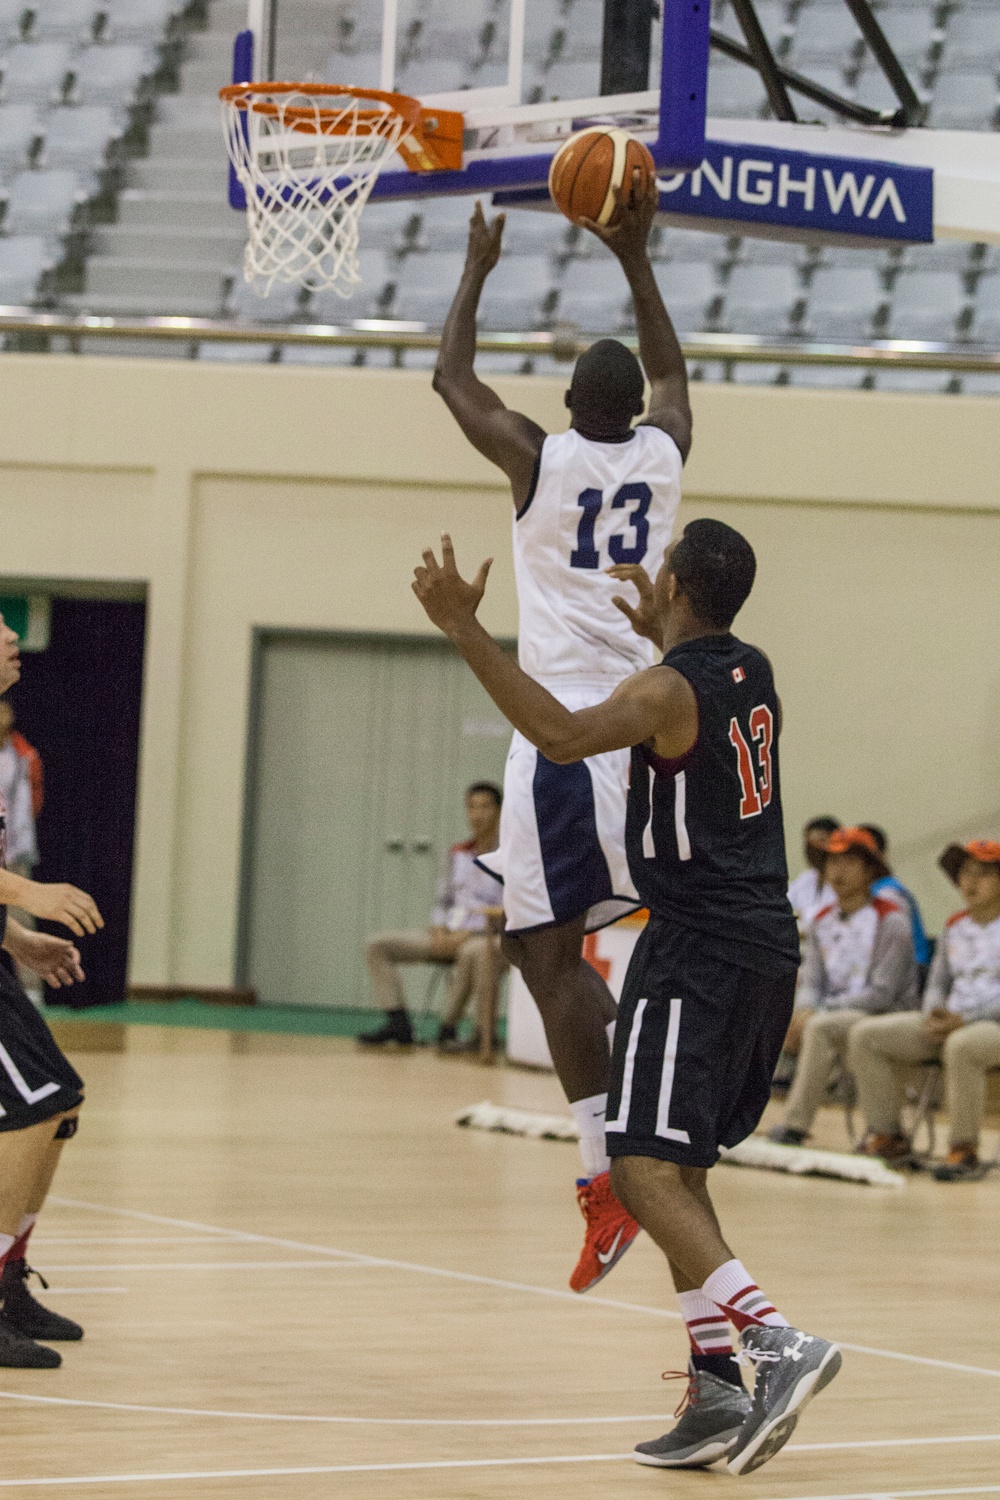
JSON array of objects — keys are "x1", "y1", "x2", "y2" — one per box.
[
  {"x1": 412, "y1": 522, "x2": 842, "y2": 1476},
  {"x1": 0, "y1": 612, "x2": 105, "y2": 1370}
]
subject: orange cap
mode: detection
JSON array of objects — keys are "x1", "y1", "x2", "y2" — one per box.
[
  {"x1": 940, "y1": 839, "x2": 1000, "y2": 883},
  {"x1": 825, "y1": 826, "x2": 881, "y2": 860}
]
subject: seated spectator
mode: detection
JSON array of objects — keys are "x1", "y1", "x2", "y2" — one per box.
[
  {"x1": 770, "y1": 827, "x2": 918, "y2": 1145},
  {"x1": 358, "y1": 782, "x2": 506, "y2": 1049},
  {"x1": 850, "y1": 839, "x2": 1000, "y2": 1180},
  {"x1": 860, "y1": 824, "x2": 931, "y2": 972},
  {"x1": 788, "y1": 815, "x2": 841, "y2": 931}
]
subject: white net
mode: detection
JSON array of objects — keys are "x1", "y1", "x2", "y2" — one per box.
[{"x1": 220, "y1": 85, "x2": 414, "y2": 297}]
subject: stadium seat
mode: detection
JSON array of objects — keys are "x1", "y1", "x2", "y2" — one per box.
[
  {"x1": 730, "y1": 236, "x2": 808, "y2": 268},
  {"x1": 788, "y1": 3, "x2": 863, "y2": 66},
  {"x1": 655, "y1": 259, "x2": 720, "y2": 332},
  {"x1": 967, "y1": 274, "x2": 1000, "y2": 343},
  {"x1": 928, "y1": 72, "x2": 998, "y2": 132},
  {"x1": 958, "y1": 372, "x2": 1000, "y2": 397},
  {"x1": 478, "y1": 254, "x2": 556, "y2": 328},
  {"x1": 396, "y1": 56, "x2": 468, "y2": 95},
  {"x1": 713, "y1": 0, "x2": 787, "y2": 50},
  {"x1": 729, "y1": 362, "x2": 790, "y2": 385},
  {"x1": 542, "y1": 58, "x2": 601, "y2": 102},
  {"x1": 227, "y1": 276, "x2": 310, "y2": 323},
  {"x1": 871, "y1": 369, "x2": 954, "y2": 394},
  {"x1": 885, "y1": 271, "x2": 968, "y2": 341},
  {"x1": 0, "y1": 42, "x2": 75, "y2": 104},
  {"x1": 805, "y1": 266, "x2": 886, "y2": 338},
  {"x1": 357, "y1": 200, "x2": 428, "y2": 254},
  {"x1": 26, "y1": 0, "x2": 101, "y2": 43},
  {"x1": 70, "y1": 43, "x2": 155, "y2": 106},
  {"x1": 0, "y1": 102, "x2": 41, "y2": 172},
  {"x1": 41, "y1": 104, "x2": 119, "y2": 171},
  {"x1": 100, "y1": 0, "x2": 183, "y2": 44},
  {"x1": 788, "y1": 364, "x2": 868, "y2": 390},
  {"x1": 938, "y1": 8, "x2": 1000, "y2": 72},
  {"x1": 497, "y1": 212, "x2": 564, "y2": 258},
  {"x1": 322, "y1": 50, "x2": 383, "y2": 88},
  {"x1": 872, "y1": 6, "x2": 941, "y2": 68},
  {"x1": 0, "y1": 233, "x2": 54, "y2": 301},
  {"x1": 391, "y1": 250, "x2": 469, "y2": 323},
  {"x1": 556, "y1": 257, "x2": 631, "y2": 333},
  {"x1": 0, "y1": 0, "x2": 27, "y2": 43},
  {"x1": 2, "y1": 166, "x2": 86, "y2": 235},
  {"x1": 706, "y1": 61, "x2": 768, "y2": 118},
  {"x1": 721, "y1": 264, "x2": 804, "y2": 334}
]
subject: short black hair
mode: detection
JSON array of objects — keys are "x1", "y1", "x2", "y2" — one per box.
[
  {"x1": 860, "y1": 823, "x2": 888, "y2": 854},
  {"x1": 568, "y1": 339, "x2": 644, "y2": 433},
  {"x1": 466, "y1": 781, "x2": 502, "y2": 807},
  {"x1": 805, "y1": 816, "x2": 841, "y2": 836},
  {"x1": 670, "y1": 518, "x2": 757, "y2": 629}
]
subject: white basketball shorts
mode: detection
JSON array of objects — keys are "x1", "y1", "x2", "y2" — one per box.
[{"x1": 476, "y1": 682, "x2": 642, "y2": 936}]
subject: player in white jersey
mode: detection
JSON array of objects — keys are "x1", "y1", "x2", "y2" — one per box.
[{"x1": 434, "y1": 177, "x2": 691, "y2": 1291}]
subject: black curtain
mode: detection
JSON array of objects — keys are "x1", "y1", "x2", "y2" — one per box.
[{"x1": 7, "y1": 598, "x2": 146, "y2": 1009}]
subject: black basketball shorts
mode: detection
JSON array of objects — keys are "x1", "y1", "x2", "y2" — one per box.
[
  {"x1": 0, "y1": 961, "x2": 84, "y2": 1133},
  {"x1": 606, "y1": 915, "x2": 796, "y2": 1169}
]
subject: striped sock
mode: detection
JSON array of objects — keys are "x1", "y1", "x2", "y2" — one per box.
[
  {"x1": 678, "y1": 1289, "x2": 735, "y2": 1355},
  {"x1": 702, "y1": 1258, "x2": 790, "y2": 1332}
]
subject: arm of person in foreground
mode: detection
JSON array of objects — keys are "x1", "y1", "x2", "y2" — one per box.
[
  {"x1": 432, "y1": 202, "x2": 547, "y2": 511},
  {"x1": 412, "y1": 535, "x2": 697, "y2": 763},
  {"x1": 2, "y1": 916, "x2": 85, "y2": 988},
  {"x1": 0, "y1": 869, "x2": 103, "y2": 937},
  {"x1": 581, "y1": 173, "x2": 692, "y2": 462}
]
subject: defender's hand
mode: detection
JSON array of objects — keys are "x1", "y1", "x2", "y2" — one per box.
[
  {"x1": 608, "y1": 562, "x2": 663, "y2": 649},
  {"x1": 924, "y1": 1008, "x2": 964, "y2": 1041},
  {"x1": 464, "y1": 200, "x2": 505, "y2": 277},
  {"x1": 413, "y1": 535, "x2": 493, "y2": 635},
  {"x1": 579, "y1": 168, "x2": 658, "y2": 263},
  {"x1": 17, "y1": 880, "x2": 104, "y2": 937},
  {"x1": 11, "y1": 929, "x2": 85, "y2": 988}
]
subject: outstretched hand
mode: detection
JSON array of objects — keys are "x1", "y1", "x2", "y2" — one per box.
[
  {"x1": 413, "y1": 534, "x2": 493, "y2": 636},
  {"x1": 607, "y1": 562, "x2": 663, "y2": 649},
  {"x1": 464, "y1": 200, "x2": 505, "y2": 277},
  {"x1": 579, "y1": 167, "x2": 658, "y2": 263}
]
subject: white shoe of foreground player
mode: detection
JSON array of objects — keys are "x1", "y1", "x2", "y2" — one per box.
[{"x1": 726, "y1": 1325, "x2": 842, "y2": 1476}]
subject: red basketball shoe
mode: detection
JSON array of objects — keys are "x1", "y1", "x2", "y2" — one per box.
[{"x1": 569, "y1": 1170, "x2": 640, "y2": 1292}]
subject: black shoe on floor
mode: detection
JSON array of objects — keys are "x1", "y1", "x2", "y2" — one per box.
[
  {"x1": 768, "y1": 1125, "x2": 809, "y2": 1146},
  {"x1": 436, "y1": 1023, "x2": 458, "y2": 1048},
  {"x1": 0, "y1": 1314, "x2": 61, "y2": 1368},
  {"x1": 357, "y1": 1011, "x2": 414, "y2": 1048},
  {"x1": 0, "y1": 1259, "x2": 83, "y2": 1342}
]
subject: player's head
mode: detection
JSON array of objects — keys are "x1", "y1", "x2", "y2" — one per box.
[
  {"x1": 0, "y1": 614, "x2": 21, "y2": 696},
  {"x1": 940, "y1": 839, "x2": 1000, "y2": 915},
  {"x1": 465, "y1": 781, "x2": 502, "y2": 840},
  {"x1": 658, "y1": 519, "x2": 757, "y2": 630},
  {"x1": 564, "y1": 340, "x2": 644, "y2": 436},
  {"x1": 804, "y1": 815, "x2": 841, "y2": 870}
]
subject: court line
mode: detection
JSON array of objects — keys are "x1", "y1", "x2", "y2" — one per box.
[
  {"x1": 50, "y1": 1196, "x2": 1000, "y2": 1382},
  {"x1": 33, "y1": 1261, "x2": 369, "y2": 1274},
  {"x1": 33, "y1": 1237, "x2": 237, "y2": 1247},
  {"x1": 40, "y1": 1289, "x2": 128, "y2": 1296},
  {"x1": 0, "y1": 1390, "x2": 997, "y2": 1452},
  {"x1": 4, "y1": 1464, "x2": 1000, "y2": 1491}
]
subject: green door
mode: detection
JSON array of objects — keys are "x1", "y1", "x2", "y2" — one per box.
[{"x1": 240, "y1": 632, "x2": 513, "y2": 1009}]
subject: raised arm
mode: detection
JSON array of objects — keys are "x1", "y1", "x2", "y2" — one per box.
[
  {"x1": 412, "y1": 535, "x2": 697, "y2": 763},
  {"x1": 432, "y1": 202, "x2": 547, "y2": 511},
  {"x1": 581, "y1": 175, "x2": 692, "y2": 462}
]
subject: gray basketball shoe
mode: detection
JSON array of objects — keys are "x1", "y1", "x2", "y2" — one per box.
[
  {"x1": 727, "y1": 1325, "x2": 842, "y2": 1476},
  {"x1": 634, "y1": 1368, "x2": 751, "y2": 1469}
]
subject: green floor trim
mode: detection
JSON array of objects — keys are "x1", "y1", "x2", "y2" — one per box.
[{"x1": 45, "y1": 1000, "x2": 499, "y2": 1044}]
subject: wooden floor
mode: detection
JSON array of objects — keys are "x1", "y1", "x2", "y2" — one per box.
[{"x1": 7, "y1": 1025, "x2": 1000, "y2": 1499}]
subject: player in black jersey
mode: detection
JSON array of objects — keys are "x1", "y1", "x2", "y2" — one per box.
[{"x1": 412, "y1": 519, "x2": 841, "y2": 1477}]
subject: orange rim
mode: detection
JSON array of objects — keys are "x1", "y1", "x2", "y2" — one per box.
[{"x1": 219, "y1": 81, "x2": 423, "y2": 137}]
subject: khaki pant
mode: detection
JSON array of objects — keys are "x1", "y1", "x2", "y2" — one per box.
[
  {"x1": 783, "y1": 1007, "x2": 867, "y2": 1133},
  {"x1": 848, "y1": 1011, "x2": 1000, "y2": 1149},
  {"x1": 365, "y1": 930, "x2": 506, "y2": 1033}
]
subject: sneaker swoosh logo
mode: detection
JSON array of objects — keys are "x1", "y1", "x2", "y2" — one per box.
[{"x1": 596, "y1": 1227, "x2": 626, "y2": 1266}]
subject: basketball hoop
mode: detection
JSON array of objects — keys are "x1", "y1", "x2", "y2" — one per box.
[{"x1": 220, "y1": 82, "x2": 423, "y2": 297}]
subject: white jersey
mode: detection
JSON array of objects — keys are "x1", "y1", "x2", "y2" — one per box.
[{"x1": 513, "y1": 426, "x2": 683, "y2": 686}]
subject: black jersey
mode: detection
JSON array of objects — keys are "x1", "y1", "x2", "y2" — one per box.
[{"x1": 625, "y1": 633, "x2": 799, "y2": 975}]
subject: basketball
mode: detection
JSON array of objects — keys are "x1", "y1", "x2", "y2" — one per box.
[{"x1": 548, "y1": 127, "x2": 657, "y2": 227}]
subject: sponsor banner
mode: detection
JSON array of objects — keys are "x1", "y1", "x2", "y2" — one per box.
[{"x1": 658, "y1": 139, "x2": 933, "y2": 242}]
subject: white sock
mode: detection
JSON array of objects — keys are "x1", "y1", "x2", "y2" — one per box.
[
  {"x1": 570, "y1": 1092, "x2": 609, "y2": 1179},
  {"x1": 702, "y1": 1258, "x2": 790, "y2": 1330},
  {"x1": 677, "y1": 1289, "x2": 735, "y2": 1355}
]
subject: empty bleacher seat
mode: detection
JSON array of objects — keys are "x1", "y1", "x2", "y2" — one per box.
[
  {"x1": 788, "y1": 364, "x2": 868, "y2": 390},
  {"x1": 713, "y1": 0, "x2": 787, "y2": 50},
  {"x1": 871, "y1": 6, "x2": 940, "y2": 68},
  {"x1": 100, "y1": 0, "x2": 182, "y2": 44},
  {"x1": 397, "y1": 56, "x2": 468, "y2": 95},
  {"x1": 928, "y1": 72, "x2": 998, "y2": 132},
  {"x1": 788, "y1": 3, "x2": 862, "y2": 66},
  {"x1": 228, "y1": 276, "x2": 310, "y2": 322},
  {"x1": 730, "y1": 236, "x2": 808, "y2": 268},
  {"x1": 478, "y1": 254, "x2": 555, "y2": 328},
  {"x1": 939, "y1": 8, "x2": 1000, "y2": 72},
  {"x1": 313, "y1": 251, "x2": 398, "y2": 321},
  {"x1": 556, "y1": 256, "x2": 631, "y2": 333},
  {"x1": 390, "y1": 249, "x2": 466, "y2": 323},
  {"x1": 967, "y1": 275, "x2": 1000, "y2": 343},
  {"x1": 358, "y1": 200, "x2": 426, "y2": 254},
  {"x1": 27, "y1": 0, "x2": 101, "y2": 43},
  {"x1": 0, "y1": 102, "x2": 41, "y2": 171},
  {"x1": 871, "y1": 369, "x2": 954, "y2": 394},
  {"x1": 323, "y1": 50, "x2": 383, "y2": 88},
  {"x1": 497, "y1": 211, "x2": 564, "y2": 258},
  {"x1": 886, "y1": 270, "x2": 968, "y2": 341},
  {"x1": 70, "y1": 43, "x2": 155, "y2": 106},
  {"x1": 42, "y1": 103, "x2": 118, "y2": 170},
  {"x1": 706, "y1": 61, "x2": 768, "y2": 118},
  {"x1": 721, "y1": 264, "x2": 803, "y2": 334},
  {"x1": 0, "y1": 0, "x2": 26, "y2": 43},
  {"x1": 542, "y1": 58, "x2": 600, "y2": 101},
  {"x1": 0, "y1": 233, "x2": 53, "y2": 301},
  {"x1": 0, "y1": 42, "x2": 75, "y2": 104},
  {"x1": 3, "y1": 166, "x2": 86, "y2": 235},
  {"x1": 958, "y1": 373, "x2": 1000, "y2": 397},
  {"x1": 655, "y1": 259, "x2": 719, "y2": 332},
  {"x1": 199, "y1": 340, "x2": 277, "y2": 363},
  {"x1": 729, "y1": 362, "x2": 790, "y2": 385},
  {"x1": 805, "y1": 266, "x2": 885, "y2": 338}
]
